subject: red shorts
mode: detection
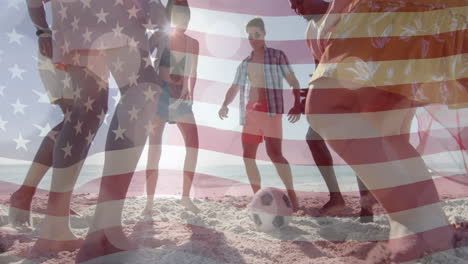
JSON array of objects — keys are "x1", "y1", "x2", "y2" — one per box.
[{"x1": 242, "y1": 101, "x2": 283, "y2": 144}]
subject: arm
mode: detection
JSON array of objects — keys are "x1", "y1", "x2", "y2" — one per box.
[
  {"x1": 222, "y1": 84, "x2": 240, "y2": 108},
  {"x1": 188, "y1": 40, "x2": 199, "y2": 100},
  {"x1": 26, "y1": 0, "x2": 52, "y2": 58},
  {"x1": 279, "y1": 51, "x2": 301, "y2": 123},
  {"x1": 26, "y1": 0, "x2": 49, "y2": 31},
  {"x1": 284, "y1": 72, "x2": 301, "y2": 107},
  {"x1": 219, "y1": 63, "x2": 243, "y2": 120},
  {"x1": 218, "y1": 84, "x2": 240, "y2": 120}
]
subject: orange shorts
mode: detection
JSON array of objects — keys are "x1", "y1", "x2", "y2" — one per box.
[{"x1": 242, "y1": 101, "x2": 283, "y2": 144}]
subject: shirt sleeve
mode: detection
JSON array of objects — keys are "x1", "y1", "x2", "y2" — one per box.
[
  {"x1": 279, "y1": 50, "x2": 294, "y2": 77},
  {"x1": 232, "y1": 63, "x2": 244, "y2": 86}
]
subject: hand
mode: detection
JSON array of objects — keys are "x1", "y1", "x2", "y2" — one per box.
[
  {"x1": 38, "y1": 35, "x2": 52, "y2": 59},
  {"x1": 218, "y1": 105, "x2": 229, "y2": 120},
  {"x1": 180, "y1": 88, "x2": 192, "y2": 103},
  {"x1": 287, "y1": 104, "x2": 301, "y2": 123}
]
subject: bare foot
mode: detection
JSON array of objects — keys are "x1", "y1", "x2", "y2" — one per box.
[
  {"x1": 27, "y1": 238, "x2": 84, "y2": 259},
  {"x1": 319, "y1": 195, "x2": 346, "y2": 214},
  {"x1": 389, "y1": 226, "x2": 456, "y2": 263},
  {"x1": 75, "y1": 228, "x2": 137, "y2": 264},
  {"x1": 9, "y1": 188, "x2": 80, "y2": 225},
  {"x1": 180, "y1": 197, "x2": 200, "y2": 214},
  {"x1": 9, "y1": 188, "x2": 34, "y2": 226},
  {"x1": 141, "y1": 206, "x2": 153, "y2": 216}
]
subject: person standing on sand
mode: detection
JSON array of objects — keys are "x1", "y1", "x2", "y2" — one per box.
[
  {"x1": 142, "y1": 0, "x2": 201, "y2": 215},
  {"x1": 8, "y1": 0, "x2": 108, "y2": 227},
  {"x1": 21, "y1": 0, "x2": 167, "y2": 260},
  {"x1": 219, "y1": 17, "x2": 302, "y2": 211},
  {"x1": 289, "y1": 0, "x2": 467, "y2": 262}
]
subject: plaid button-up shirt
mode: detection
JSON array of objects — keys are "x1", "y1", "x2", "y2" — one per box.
[{"x1": 233, "y1": 47, "x2": 293, "y2": 125}]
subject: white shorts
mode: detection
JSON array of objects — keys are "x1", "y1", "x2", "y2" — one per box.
[{"x1": 37, "y1": 53, "x2": 74, "y2": 104}]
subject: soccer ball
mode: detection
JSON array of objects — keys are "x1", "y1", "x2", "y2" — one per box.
[{"x1": 247, "y1": 187, "x2": 293, "y2": 232}]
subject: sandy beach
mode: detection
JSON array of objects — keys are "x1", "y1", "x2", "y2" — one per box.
[{"x1": 0, "y1": 185, "x2": 467, "y2": 264}]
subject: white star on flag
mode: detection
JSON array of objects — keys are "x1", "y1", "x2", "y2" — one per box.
[
  {"x1": 32, "y1": 89, "x2": 51, "y2": 104},
  {"x1": 97, "y1": 79, "x2": 107, "y2": 92},
  {"x1": 9, "y1": 64, "x2": 26, "y2": 80},
  {"x1": 34, "y1": 123, "x2": 53, "y2": 137},
  {"x1": 85, "y1": 130, "x2": 95, "y2": 145},
  {"x1": 13, "y1": 133, "x2": 30, "y2": 151},
  {"x1": 83, "y1": 28, "x2": 93, "y2": 43},
  {"x1": 128, "y1": 72, "x2": 139, "y2": 87},
  {"x1": 96, "y1": 8, "x2": 109, "y2": 24},
  {"x1": 84, "y1": 97, "x2": 95, "y2": 112},
  {"x1": 62, "y1": 142, "x2": 73, "y2": 158},
  {"x1": 11, "y1": 99, "x2": 27, "y2": 115},
  {"x1": 112, "y1": 23, "x2": 124, "y2": 38},
  {"x1": 64, "y1": 109, "x2": 72, "y2": 123},
  {"x1": 143, "y1": 86, "x2": 157, "y2": 102},
  {"x1": 113, "y1": 126, "x2": 126, "y2": 140},
  {"x1": 128, "y1": 38, "x2": 139, "y2": 53},
  {"x1": 145, "y1": 121, "x2": 156, "y2": 135},
  {"x1": 7, "y1": 28, "x2": 24, "y2": 45},
  {"x1": 143, "y1": 19, "x2": 157, "y2": 29},
  {"x1": 72, "y1": 16, "x2": 80, "y2": 31},
  {"x1": 74, "y1": 120, "x2": 83, "y2": 135},
  {"x1": 80, "y1": 0, "x2": 92, "y2": 9},
  {"x1": 97, "y1": 109, "x2": 109, "y2": 125},
  {"x1": 59, "y1": 5, "x2": 68, "y2": 21},
  {"x1": 0, "y1": 116, "x2": 8, "y2": 132},
  {"x1": 128, "y1": 6, "x2": 140, "y2": 19},
  {"x1": 73, "y1": 87, "x2": 82, "y2": 100},
  {"x1": 128, "y1": 106, "x2": 140, "y2": 121}
]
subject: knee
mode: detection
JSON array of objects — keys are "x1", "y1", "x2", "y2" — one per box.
[
  {"x1": 242, "y1": 148, "x2": 256, "y2": 160},
  {"x1": 266, "y1": 148, "x2": 285, "y2": 163},
  {"x1": 183, "y1": 125, "x2": 199, "y2": 149}
]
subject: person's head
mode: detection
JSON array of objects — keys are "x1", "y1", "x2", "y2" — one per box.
[
  {"x1": 245, "y1": 17, "x2": 266, "y2": 51},
  {"x1": 167, "y1": 0, "x2": 191, "y2": 32},
  {"x1": 288, "y1": 0, "x2": 330, "y2": 21}
]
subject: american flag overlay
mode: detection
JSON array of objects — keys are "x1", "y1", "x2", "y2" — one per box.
[{"x1": 0, "y1": 0, "x2": 467, "y2": 263}]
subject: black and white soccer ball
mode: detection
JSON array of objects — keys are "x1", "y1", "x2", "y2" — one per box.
[{"x1": 247, "y1": 187, "x2": 293, "y2": 232}]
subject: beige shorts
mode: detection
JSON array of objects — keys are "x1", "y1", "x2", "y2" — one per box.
[{"x1": 37, "y1": 53, "x2": 73, "y2": 104}]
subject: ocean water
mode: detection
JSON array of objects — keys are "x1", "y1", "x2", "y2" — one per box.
[{"x1": 0, "y1": 163, "x2": 360, "y2": 193}]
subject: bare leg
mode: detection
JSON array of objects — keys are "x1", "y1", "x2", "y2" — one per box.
[
  {"x1": 176, "y1": 114, "x2": 199, "y2": 213},
  {"x1": 305, "y1": 127, "x2": 345, "y2": 213},
  {"x1": 31, "y1": 66, "x2": 108, "y2": 255},
  {"x1": 264, "y1": 137, "x2": 299, "y2": 210},
  {"x1": 356, "y1": 176, "x2": 376, "y2": 223},
  {"x1": 306, "y1": 79, "x2": 452, "y2": 261},
  {"x1": 76, "y1": 47, "x2": 160, "y2": 263},
  {"x1": 9, "y1": 100, "x2": 75, "y2": 226},
  {"x1": 143, "y1": 117, "x2": 165, "y2": 215},
  {"x1": 242, "y1": 141, "x2": 262, "y2": 194}
]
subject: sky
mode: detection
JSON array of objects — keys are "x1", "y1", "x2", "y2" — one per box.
[{"x1": 0, "y1": 1, "x2": 317, "y2": 168}]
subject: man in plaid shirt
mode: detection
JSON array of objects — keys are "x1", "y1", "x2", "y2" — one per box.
[{"x1": 219, "y1": 17, "x2": 302, "y2": 210}]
